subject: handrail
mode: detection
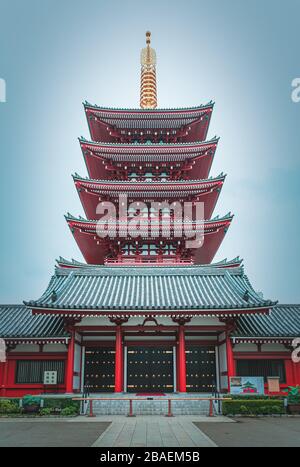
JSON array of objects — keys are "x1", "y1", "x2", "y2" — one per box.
[{"x1": 73, "y1": 396, "x2": 231, "y2": 418}]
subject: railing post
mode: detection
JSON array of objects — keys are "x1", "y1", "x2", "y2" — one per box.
[
  {"x1": 127, "y1": 399, "x2": 135, "y2": 417},
  {"x1": 209, "y1": 398, "x2": 214, "y2": 417},
  {"x1": 165, "y1": 398, "x2": 174, "y2": 417},
  {"x1": 88, "y1": 399, "x2": 95, "y2": 418}
]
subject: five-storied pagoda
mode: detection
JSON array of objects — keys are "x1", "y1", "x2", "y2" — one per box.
[{"x1": 1, "y1": 33, "x2": 300, "y2": 398}]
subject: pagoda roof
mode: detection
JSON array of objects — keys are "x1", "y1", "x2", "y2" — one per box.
[
  {"x1": 74, "y1": 173, "x2": 225, "y2": 220},
  {"x1": 25, "y1": 264, "x2": 275, "y2": 316},
  {"x1": 65, "y1": 213, "x2": 233, "y2": 239},
  {"x1": 73, "y1": 173, "x2": 225, "y2": 195},
  {"x1": 0, "y1": 305, "x2": 68, "y2": 340},
  {"x1": 84, "y1": 101, "x2": 214, "y2": 142},
  {"x1": 232, "y1": 305, "x2": 300, "y2": 342},
  {"x1": 66, "y1": 212, "x2": 233, "y2": 225},
  {"x1": 79, "y1": 137, "x2": 219, "y2": 162},
  {"x1": 3, "y1": 304, "x2": 300, "y2": 339},
  {"x1": 83, "y1": 101, "x2": 214, "y2": 115},
  {"x1": 56, "y1": 256, "x2": 243, "y2": 270}
]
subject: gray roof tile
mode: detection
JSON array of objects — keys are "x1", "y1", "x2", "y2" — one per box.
[
  {"x1": 0, "y1": 305, "x2": 68, "y2": 338},
  {"x1": 25, "y1": 265, "x2": 275, "y2": 312},
  {"x1": 233, "y1": 305, "x2": 300, "y2": 338}
]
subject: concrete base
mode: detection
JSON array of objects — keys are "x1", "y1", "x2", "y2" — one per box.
[{"x1": 80, "y1": 393, "x2": 221, "y2": 416}]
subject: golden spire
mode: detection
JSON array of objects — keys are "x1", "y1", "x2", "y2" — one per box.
[{"x1": 140, "y1": 31, "x2": 157, "y2": 109}]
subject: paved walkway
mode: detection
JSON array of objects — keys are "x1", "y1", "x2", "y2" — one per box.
[
  {"x1": 195, "y1": 417, "x2": 300, "y2": 447},
  {"x1": 0, "y1": 415, "x2": 233, "y2": 447},
  {"x1": 88, "y1": 415, "x2": 232, "y2": 447}
]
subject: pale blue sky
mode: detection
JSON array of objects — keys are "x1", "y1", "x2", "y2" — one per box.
[{"x1": 0, "y1": 0, "x2": 299, "y2": 303}]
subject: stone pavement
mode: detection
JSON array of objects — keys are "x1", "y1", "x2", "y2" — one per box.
[
  {"x1": 0, "y1": 419, "x2": 110, "y2": 447},
  {"x1": 0, "y1": 415, "x2": 233, "y2": 447},
  {"x1": 195, "y1": 417, "x2": 300, "y2": 447},
  {"x1": 86, "y1": 415, "x2": 232, "y2": 447}
]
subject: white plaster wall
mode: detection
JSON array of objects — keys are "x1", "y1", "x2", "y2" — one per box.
[
  {"x1": 43, "y1": 344, "x2": 67, "y2": 352},
  {"x1": 74, "y1": 332, "x2": 82, "y2": 343},
  {"x1": 73, "y1": 343, "x2": 82, "y2": 391},
  {"x1": 261, "y1": 343, "x2": 286, "y2": 352},
  {"x1": 76, "y1": 317, "x2": 112, "y2": 326},
  {"x1": 73, "y1": 375, "x2": 80, "y2": 391},
  {"x1": 83, "y1": 336, "x2": 115, "y2": 341},
  {"x1": 125, "y1": 336, "x2": 176, "y2": 341},
  {"x1": 185, "y1": 335, "x2": 216, "y2": 341},
  {"x1": 189, "y1": 317, "x2": 226, "y2": 326},
  {"x1": 218, "y1": 332, "x2": 228, "y2": 391},
  {"x1": 233, "y1": 343, "x2": 258, "y2": 352},
  {"x1": 11, "y1": 344, "x2": 39, "y2": 352},
  {"x1": 74, "y1": 343, "x2": 81, "y2": 373}
]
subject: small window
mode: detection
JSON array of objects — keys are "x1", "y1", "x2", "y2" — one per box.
[
  {"x1": 16, "y1": 360, "x2": 65, "y2": 384},
  {"x1": 236, "y1": 359, "x2": 286, "y2": 383}
]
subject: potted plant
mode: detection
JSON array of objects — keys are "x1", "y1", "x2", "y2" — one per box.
[
  {"x1": 284, "y1": 386, "x2": 300, "y2": 414},
  {"x1": 22, "y1": 395, "x2": 41, "y2": 414}
]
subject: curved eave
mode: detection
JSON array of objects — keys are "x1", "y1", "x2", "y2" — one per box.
[
  {"x1": 65, "y1": 212, "x2": 233, "y2": 227},
  {"x1": 56, "y1": 256, "x2": 243, "y2": 269},
  {"x1": 73, "y1": 173, "x2": 226, "y2": 190},
  {"x1": 83, "y1": 101, "x2": 215, "y2": 114},
  {"x1": 25, "y1": 264, "x2": 276, "y2": 313},
  {"x1": 79, "y1": 136, "x2": 219, "y2": 150},
  {"x1": 26, "y1": 306, "x2": 274, "y2": 316}
]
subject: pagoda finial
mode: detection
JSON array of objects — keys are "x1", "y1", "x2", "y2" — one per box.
[{"x1": 140, "y1": 31, "x2": 157, "y2": 109}]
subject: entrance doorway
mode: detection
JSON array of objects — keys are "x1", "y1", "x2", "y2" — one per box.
[
  {"x1": 126, "y1": 346, "x2": 174, "y2": 393},
  {"x1": 84, "y1": 347, "x2": 115, "y2": 392},
  {"x1": 186, "y1": 345, "x2": 216, "y2": 392}
]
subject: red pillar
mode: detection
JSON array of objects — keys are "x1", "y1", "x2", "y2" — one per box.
[
  {"x1": 226, "y1": 334, "x2": 235, "y2": 392},
  {"x1": 0, "y1": 360, "x2": 8, "y2": 397},
  {"x1": 176, "y1": 342, "x2": 179, "y2": 391},
  {"x1": 178, "y1": 325, "x2": 187, "y2": 392},
  {"x1": 66, "y1": 329, "x2": 75, "y2": 393},
  {"x1": 114, "y1": 325, "x2": 123, "y2": 393}
]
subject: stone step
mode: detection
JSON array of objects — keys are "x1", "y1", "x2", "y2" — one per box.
[{"x1": 86, "y1": 399, "x2": 215, "y2": 416}]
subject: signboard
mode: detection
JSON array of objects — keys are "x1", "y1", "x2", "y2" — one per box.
[
  {"x1": 230, "y1": 376, "x2": 265, "y2": 395},
  {"x1": 43, "y1": 370, "x2": 58, "y2": 385}
]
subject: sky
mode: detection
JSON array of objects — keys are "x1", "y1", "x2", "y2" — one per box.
[{"x1": 0, "y1": 0, "x2": 299, "y2": 304}]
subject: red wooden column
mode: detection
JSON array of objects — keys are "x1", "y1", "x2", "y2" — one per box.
[
  {"x1": 66, "y1": 329, "x2": 75, "y2": 393},
  {"x1": 178, "y1": 324, "x2": 187, "y2": 392},
  {"x1": 114, "y1": 325, "x2": 123, "y2": 393},
  {"x1": 176, "y1": 341, "x2": 179, "y2": 392},
  {"x1": 226, "y1": 333, "x2": 235, "y2": 392},
  {"x1": 0, "y1": 360, "x2": 8, "y2": 397},
  {"x1": 173, "y1": 318, "x2": 190, "y2": 393}
]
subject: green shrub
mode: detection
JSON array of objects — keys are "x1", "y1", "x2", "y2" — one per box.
[
  {"x1": 239, "y1": 405, "x2": 249, "y2": 415},
  {"x1": 271, "y1": 405, "x2": 283, "y2": 414},
  {"x1": 43, "y1": 398, "x2": 79, "y2": 412},
  {"x1": 222, "y1": 399, "x2": 285, "y2": 416},
  {"x1": 0, "y1": 399, "x2": 20, "y2": 414},
  {"x1": 284, "y1": 386, "x2": 300, "y2": 404},
  {"x1": 229, "y1": 394, "x2": 282, "y2": 400},
  {"x1": 60, "y1": 406, "x2": 78, "y2": 416},
  {"x1": 22, "y1": 395, "x2": 41, "y2": 407},
  {"x1": 40, "y1": 407, "x2": 52, "y2": 416}
]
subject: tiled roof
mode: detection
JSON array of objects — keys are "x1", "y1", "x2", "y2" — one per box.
[
  {"x1": 83, "y1": 101, "x2": 214, "y2": 113},
  {"x1": 0, "y1": 304, "x2": 298, "y2": 339},
  {"x1": 0, "y1": 305, "x2": 68, "y2": 338},
  {"x1": 73, "y1": 172, "x2": 225, "y2": 187},
  {"x1": 56, "y1": 256, "x2": 243, "y2": 270},
  {"x1": 24, "y1": 265, "x2": 275, "y2": 314},
  {"x1": 233, "y1": 305, "x2": 300, "y2": 338},
  {"x1": 79, "y1": 137, "x2": 219, "y2": 162}
]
